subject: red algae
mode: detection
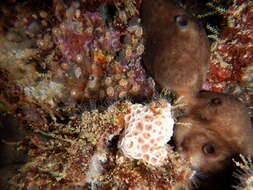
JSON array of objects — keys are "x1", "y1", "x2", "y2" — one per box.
[
  {"x1": 204, "y1": 0, "x2": 253, "y2": 93},
  {"x1": 202, "y1": 0, "x2": 253, "y2": 120}
]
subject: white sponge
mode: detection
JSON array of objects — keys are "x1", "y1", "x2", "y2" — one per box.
[{"x1": 119, "y1": 100, "x2": 174, "y2": 166}]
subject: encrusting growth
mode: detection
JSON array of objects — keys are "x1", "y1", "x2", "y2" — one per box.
[{"x1": 119, "y1": 99, "x2": 174, "y2": 166}]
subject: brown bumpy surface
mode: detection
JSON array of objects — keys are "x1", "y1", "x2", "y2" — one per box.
[{"x1": 142, "y1": 0, "x2": 210, "y2": 109}]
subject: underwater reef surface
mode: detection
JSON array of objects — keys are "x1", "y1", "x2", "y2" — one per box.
[
  {"x1": 0, "y1": 0, "x2": 193, "y2": 189},
  {"x1": 0, "y1": 0, "x2": 252, "y2": 189},
  {"x1": 233, "y1": 155, "x2": 253, "y2": 190},
  {"x1": 202, "y1": 0, "x2": 253, "y2": 119}
]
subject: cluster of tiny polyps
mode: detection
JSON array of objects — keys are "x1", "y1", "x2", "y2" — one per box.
[
  {"x1": 51, "y1": 0, "x2": 154, "y2": 102},
  {"x1": 0, "y1": 0, "x2": 154, "y2": 116},
  {"x1": 119, "y1": 100, "x2": 174, "y2": 166}
]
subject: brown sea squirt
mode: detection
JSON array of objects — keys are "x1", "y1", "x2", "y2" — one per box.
[
  {"x1": 141, "y1": 0, "x2": 253, "y2": 175},
  {"x1": 141, "y1": 0, "x2": 210, "y2": 109},
  {"x1": 174, "y1": 91, "x2": 253, "y2": 173}
]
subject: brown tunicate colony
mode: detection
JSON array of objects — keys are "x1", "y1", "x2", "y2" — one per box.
[
  {"x1": 142, "y1": 0, "x2": 210, "y2": 110},
  {"x1": 175, "y1": 91, "x2": 253, "y2": 174},
  {"x1": 142, "y1": 0, "x2": 253, "y2": 177}
]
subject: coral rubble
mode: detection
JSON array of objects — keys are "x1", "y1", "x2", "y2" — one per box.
[{"x1": 10, "y1": 99, "x2": 194, "y2": 189}]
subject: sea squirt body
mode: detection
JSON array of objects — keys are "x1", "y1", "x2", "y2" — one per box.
[
  {"x1": 142, "y1": 0, "x2": 209, "y2": 108},
  {"x1": 174, "y1": 91, "x2": 253, "y2": 173}
]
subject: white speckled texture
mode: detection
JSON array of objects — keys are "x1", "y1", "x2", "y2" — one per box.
[{"x1": 119, "y1": 101, "x2": 174, "y2": 166}]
